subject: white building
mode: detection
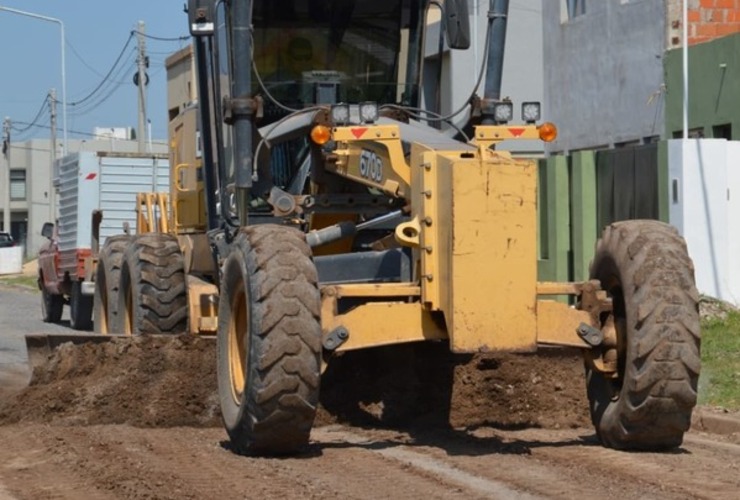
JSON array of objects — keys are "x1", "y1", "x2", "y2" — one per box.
[{"x1": 1, "y1": 137, "x2": 167, "y2": 257}]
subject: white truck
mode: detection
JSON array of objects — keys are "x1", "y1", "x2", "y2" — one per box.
[{"x1": 38, "y1": 151, "x2": 169, "y2": 329}]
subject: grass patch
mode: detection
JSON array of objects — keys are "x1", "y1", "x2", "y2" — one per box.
[
  {"x1": 700, "y1": 310, "x2": 740, "y2": 409},
  {"x1": 0, "y1": 275, "x2": 39, "y2": 290}
]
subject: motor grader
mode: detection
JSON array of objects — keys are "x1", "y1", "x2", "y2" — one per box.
[{"x1": 78, "y1": 0, "x2": 701, "y2": 456}]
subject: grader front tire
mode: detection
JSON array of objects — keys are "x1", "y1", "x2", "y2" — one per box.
[
  {"x1": 217, "y1": 225, "x2": 321, "y2": 456},
  {"x1": 587, "y1": 220, "x2": 701, "y2": 450},
  {"x1": 116, "y1": 233, "x2": 188, "y2": 335}
]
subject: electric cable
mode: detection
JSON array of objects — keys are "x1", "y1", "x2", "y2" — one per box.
[
  {"x1": 12, "y1": 120, "x2": 168, "y2": 146},
  {"x1": 10, "y1": 96, "x2": 49, "y2": 134},
  {"x1": 132, "y1": 30, "x2": 189, "y2": 42},
  {"x1": 68, "y1": 33, "x2": 134, "y2": 107}
]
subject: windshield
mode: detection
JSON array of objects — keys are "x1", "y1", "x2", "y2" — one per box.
[{"x1": 252, "y1": 0, "x2": 427, "y2": 108}]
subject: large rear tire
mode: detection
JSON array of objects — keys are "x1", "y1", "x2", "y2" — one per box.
[
  {"x1": 115, "y1": 233, "x2": 188, "y2": 335},
  {"x1": 69, "y1": 281, "x2": 93, "y2": 331},
  {"x1": 41, "y1": 284, "x2": 64, "y2": 323},
  {"x1": 217, "y1": 225, "x2": 321, "y2": 455},
  {"x1": 94, "y1": 235, "x2": 131, "y2": 333},
  {"x1": 587, "y1": 220, "x2": 701, "y2": 450}
]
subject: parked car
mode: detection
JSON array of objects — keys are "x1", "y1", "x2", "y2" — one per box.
[{"x1": 0, "y1": 232, "x2": 14, "y2": 248}]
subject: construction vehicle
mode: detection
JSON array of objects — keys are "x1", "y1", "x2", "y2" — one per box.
[
  {"x1": 80, "y1": 0, "x2": 701, "y2": 456},
  {"x1": 36, "y1": 151, "x2": 169, "y2": 331}
]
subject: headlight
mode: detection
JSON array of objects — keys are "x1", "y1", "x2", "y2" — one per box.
[
  {"x1": 522, "y1": 102, "x2": 541, "y2": 123},
  {"x1": 359, "y1": 102, "x2": 379, "y2": 123},
  {"x1": 331, "y1": 104, "x2": 350, "y2": 125},
  {"x1": 492, "y1": 102, "x2": 513, "y2": 124}
]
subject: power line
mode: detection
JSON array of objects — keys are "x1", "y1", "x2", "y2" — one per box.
[
  {"x1": 13, "y1": 120, "x2": 168, "y2": 145},
  {"x1": 10, "y1": 96, "x2": 49, "y2": 134},
  {"x1": 131, "y1": 30, "x2": 189, "y2": 42},
  {"x1": 68, "y1": 52, "x2": 136, "y2": 117},
  {"x1": 9, "y1": 144, "x2": 53, "y2": 153},
  {"x1": 67, "y1": 33, "x2": 134, "y2": 107}
]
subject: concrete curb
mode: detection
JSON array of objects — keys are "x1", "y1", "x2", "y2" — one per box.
[{"x1": 691, "y1": 407, "x2": 740, "y2": 435}]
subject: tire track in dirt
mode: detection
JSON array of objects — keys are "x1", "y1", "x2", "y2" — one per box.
[
  {"x1": 314, "y1": 427, "x2": 542, "y2": 499},
  {"x1": 323, "y1": 425, "x2": 740, "y2": 500},
  {"x1": 475, "y1": 427, "x2": 740, "y2": 499},
  {"x1": 320, "y1": 426, "x2": 637, "y2": 499}
]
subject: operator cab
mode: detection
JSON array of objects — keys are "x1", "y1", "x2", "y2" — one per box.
[{"x1": 250, "y1": 0, "x2": 426, "y2": 116}]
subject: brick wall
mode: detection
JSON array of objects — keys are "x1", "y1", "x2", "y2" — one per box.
[{"x1": 667, "y1": 0, "x2": 740, "y2": 47}]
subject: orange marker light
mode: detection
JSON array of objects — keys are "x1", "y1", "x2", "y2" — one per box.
[
  {"x1": 310, "y1": 125, "x2": 332, "y2": 145},
  {"x1": 538, "y1": 122, "x2": 558, "y2": 142}
]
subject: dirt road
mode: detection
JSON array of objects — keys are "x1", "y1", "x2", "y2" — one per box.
[
  {"x1": 0, "y1": 423, "x2": 738, "y2": 499},
  {"x1": 1, "y1": 285, "x2": 739, "y2": 499}
]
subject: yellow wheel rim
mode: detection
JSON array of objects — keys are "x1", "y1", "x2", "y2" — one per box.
[{"x1": 228, "y1": 280, "x2": 248, "y2": 405}]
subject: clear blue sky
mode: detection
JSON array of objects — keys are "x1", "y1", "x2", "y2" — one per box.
[{"x1": 0, "y1": 1, "x2": 188, "y2": 143}]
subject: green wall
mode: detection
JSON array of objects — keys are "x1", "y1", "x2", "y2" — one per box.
[{"x1": 665, "y1": 34, "x2": 740, "y2": 139}]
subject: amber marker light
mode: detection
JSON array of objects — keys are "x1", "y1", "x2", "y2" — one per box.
[
  {"x1": 538, "y1": 122, "x2": 558, "y2": 142},
  {"x1": 310, "y1": 125, "x2": 332, "y2": 145}
]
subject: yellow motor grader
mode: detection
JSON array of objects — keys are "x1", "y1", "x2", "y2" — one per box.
[{"x1": 84, "y1": 0, "x2": 699, "y2": 455}]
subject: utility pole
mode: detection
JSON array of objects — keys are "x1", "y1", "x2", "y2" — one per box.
[
  {"x1": 49, "y1": 89, "x2": 57, "y2": 223},
  {"x1": 136, "y1": 20, "x2": 148, "y2": 153},
  {"x1": 2, "y1": 117, "x2": 11, "y2": 234}
]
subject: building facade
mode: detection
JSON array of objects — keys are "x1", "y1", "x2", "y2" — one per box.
[
  {"x1": 544, "y1": 0, "x2": 740, "y2": 152},
  {"x1": 0, "y1": 137, "x2": 167, "y2": 257}
]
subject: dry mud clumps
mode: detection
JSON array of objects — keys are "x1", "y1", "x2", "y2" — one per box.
[{"x1": 0, "y1": 336, "x2": 590, "y2": 431}]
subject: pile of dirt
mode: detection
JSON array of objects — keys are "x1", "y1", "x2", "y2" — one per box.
[
  {"x1": 0, "y1": 335, "x2": 591, "y2": 431},
  {"x1": 0, "y1": 335, "x2": 221, "y2": 428}
]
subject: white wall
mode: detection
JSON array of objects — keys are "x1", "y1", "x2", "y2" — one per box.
[
  {"x1": 0, "y1": 247, "x2": 23, "y2": 275},
  {"x1": 668, "y1": 139, "x2": 740, "y2": 304}
]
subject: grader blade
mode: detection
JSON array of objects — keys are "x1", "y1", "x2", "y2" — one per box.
[{"x1": 25, "y1": 333, "x2": 128, "y2": 373}]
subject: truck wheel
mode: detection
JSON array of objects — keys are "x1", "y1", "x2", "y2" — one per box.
[
  {"x1": 115, "y1": 233, "x2": 188, "y2": 335},
  {"x1": 217, "y1": 225, "x2": 321, "y2": 455},
  {"x1": 587, "y1": 220, "x2": 701, "y2": 450},
  {"x1": 94, "y1": 235, "x2": 131, "y2": 333},
  {"x1": 69, "y1": 281, "x2": 93, "y2": 331},
  {"x1": 41, "y1": 285, "x2": 64, "y2": 323}
]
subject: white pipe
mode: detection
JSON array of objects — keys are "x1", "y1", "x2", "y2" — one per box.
[
  {"x1": 682, "y1": 0, "x2": 688, "y2": 140},
  {"x1": 474, "y1": 0, "x2": 479, "y2": 92},
  {"x1": 147, "y1": 119, "x2": 152, "y2": 153}
]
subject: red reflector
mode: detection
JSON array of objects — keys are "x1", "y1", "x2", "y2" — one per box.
[
  {"x1": 351, "y1": 128, "x2": 368, "y2": 139},
  {"x1": 85, "y1": 173, "x2": 97, "y2": 180},
  {"x1": 508, "y1": 128, "x2": 525, "y2": 137}
]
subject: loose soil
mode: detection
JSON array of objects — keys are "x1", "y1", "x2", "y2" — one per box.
[{"x1": 0, "y1": 335, "x2": 589, "y2": 431}]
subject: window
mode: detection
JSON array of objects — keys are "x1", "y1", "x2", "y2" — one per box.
[
  {"x1": 713, "y1": 123, "x2": 732, "y2": 140},
  {"x1": 561, "y1": 0, "x2": 586, "y2": 21},
  {"x1": 672, "y1": 128, "x2": 705, "y2": 139},
  {"x1": 10, "y1": 169, "x2": 26, "y2": 201}
]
